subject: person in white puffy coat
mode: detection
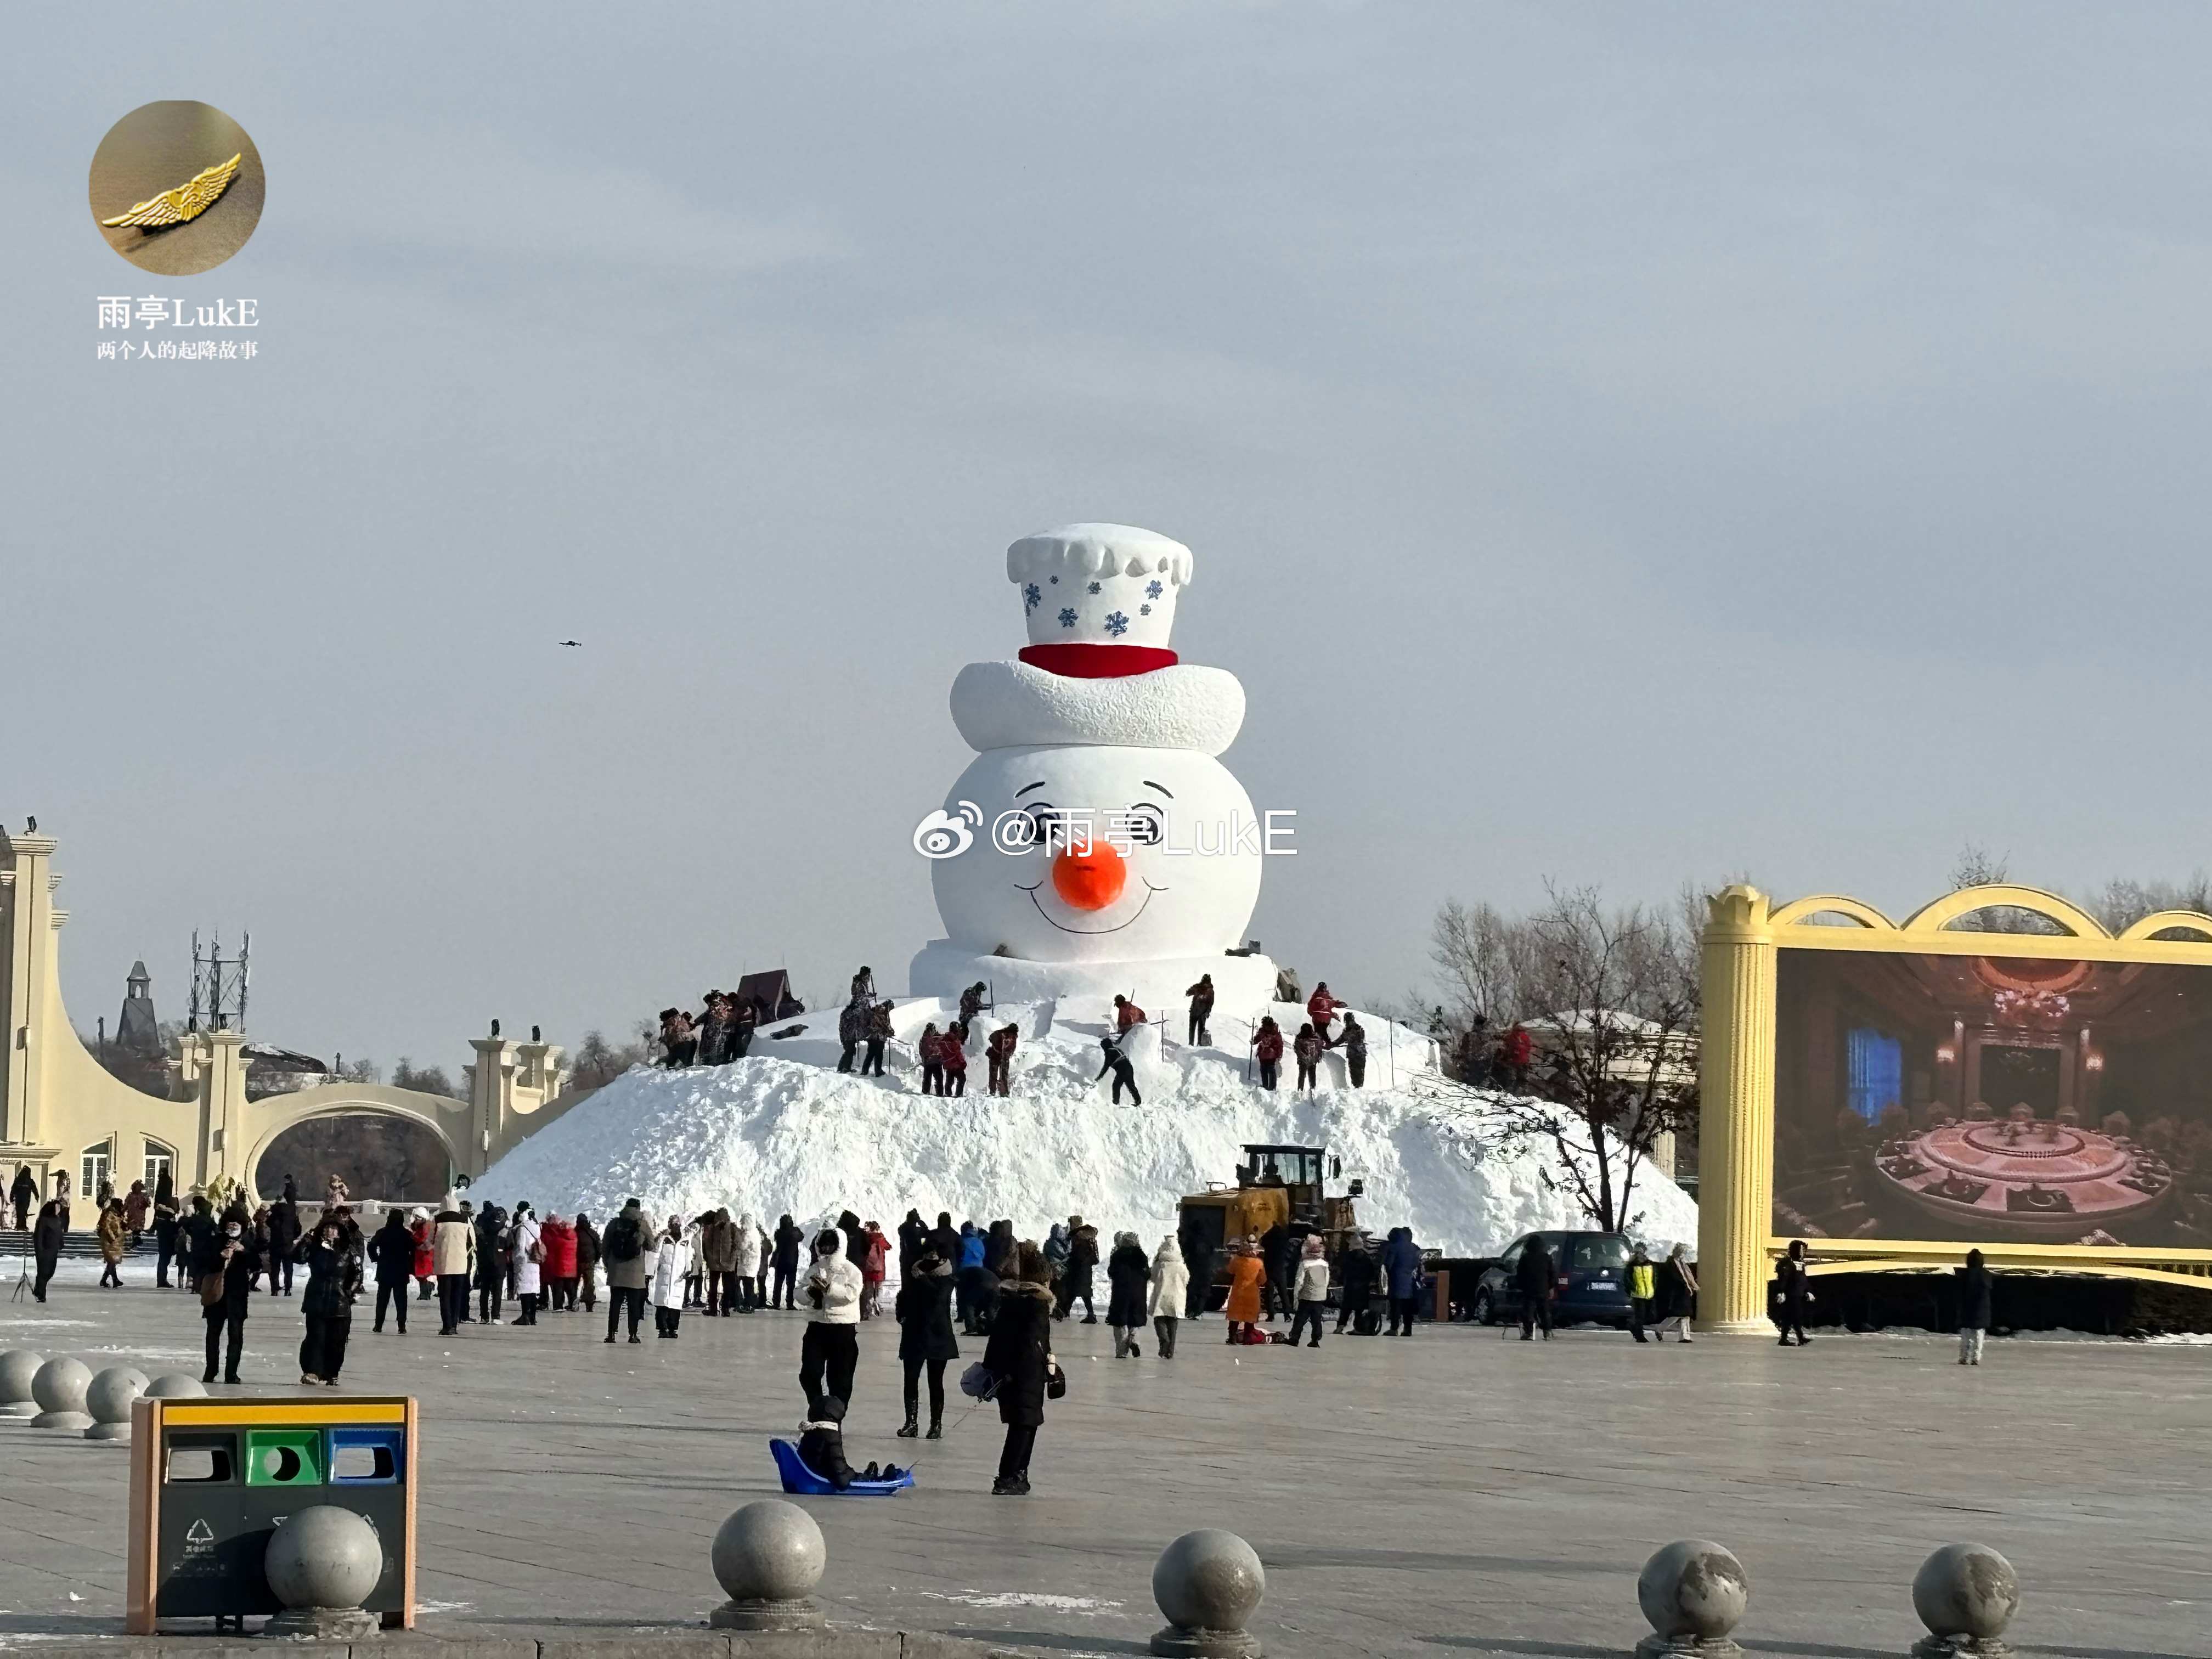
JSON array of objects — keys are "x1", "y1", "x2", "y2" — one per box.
[
  {"x1": 1148, "y1": 1235, "x2": 1190, "y2": 1359},
  {"x1": 798, "y1": 1228, "x2": 862, "y2": 1410},
  {"x1": 651, "y1": 1214, "x2": 691, "y2": 1339},
  {"x1": 510, "y1": 1205, "x2": 544, "y2": 1326}
]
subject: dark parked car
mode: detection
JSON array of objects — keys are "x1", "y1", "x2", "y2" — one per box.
[{"x1": 1468, "y1": 1231, "x2": 1635, "y2": 1329}]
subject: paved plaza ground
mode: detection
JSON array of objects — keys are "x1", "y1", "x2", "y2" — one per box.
[{"x1": 2, "y1": 1260, "x2": 2208, "y2": 1659}]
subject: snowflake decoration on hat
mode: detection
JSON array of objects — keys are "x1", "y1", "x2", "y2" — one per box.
[
  {"x1": 1146, "y1": 580, "x2": 1163, "y2": 599},
  {"x1": 1023, "y1": 583, "x2": 1041, "y2": 612},
  {"x1": 1087, "y1": 582, "x2": 1102, "y2": 595},
  {"x1": 1058, "y1": 607, "x2": 1079, "y2": 629},
  {"x1": 1139, "y1": 604, "x2": 1152, "y2": 615},
  {"x1": 1103, "y1": 611, "x2": 1130, "y2": 637}
]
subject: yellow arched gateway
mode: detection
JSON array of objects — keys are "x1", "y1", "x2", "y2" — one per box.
[{"x1": 1, "y1": 830, "x2": 596, "y2": 1223}]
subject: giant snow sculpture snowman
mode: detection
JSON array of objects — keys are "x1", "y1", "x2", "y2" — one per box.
[{"x1": 909, "y1": 524, "x2": 1285, "y2": 1017}]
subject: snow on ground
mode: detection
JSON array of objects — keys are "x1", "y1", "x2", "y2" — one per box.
[{"x1": 474, "y1": 999, "x2": 1699, "y2": 1257}]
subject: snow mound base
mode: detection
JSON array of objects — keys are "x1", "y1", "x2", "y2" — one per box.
[{"x1": 473, "y1": 1002, "x2": 1697, "y2": 1257}]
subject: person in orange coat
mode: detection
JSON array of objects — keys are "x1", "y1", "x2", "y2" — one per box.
[{"x1": 1222, "y1": 1237, "x2": 1266, "y2": 1344}]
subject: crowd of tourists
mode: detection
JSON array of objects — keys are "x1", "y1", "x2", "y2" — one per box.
[{"x1": 644, "y1": 968, "x2": 1378, "y2": 1101}]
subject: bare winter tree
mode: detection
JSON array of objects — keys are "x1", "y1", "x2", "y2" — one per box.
[
  {"x1": 391, "y1": 1057, "x2": 456, "y2": 1098},
  {"x1": 1947, "y1": 843, "x2": 2064, "y2": 935},
  {"x1": 2086, "y1": 874, "x2": 2212, "y2": 935},
  {"x1": 1468, "y1": 884, "x2": 1702, "y2": 1234},
  {"x1": 565, "y1": 1019, "x2": 658, "y2": 1093},
  {"x1": 1429, "y1": 900, "x2": 1543, "y2": 1034},
  {"x1": 1945, "y1": 845, "x2": 2212, "y2": 938}
]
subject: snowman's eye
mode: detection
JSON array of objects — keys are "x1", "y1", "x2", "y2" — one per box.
[{"x1": 1118, "y1": 805, "x2": 1165, "y2": 845}]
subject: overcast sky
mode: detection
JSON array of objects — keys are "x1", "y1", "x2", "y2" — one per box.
[{"x1": 8, "y1": 5, "x2": 2212, "y2": 1069}]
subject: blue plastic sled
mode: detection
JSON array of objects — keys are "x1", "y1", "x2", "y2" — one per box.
[{"x1": 769, "y1": 1437, "x2": 915, "y2": 1497}]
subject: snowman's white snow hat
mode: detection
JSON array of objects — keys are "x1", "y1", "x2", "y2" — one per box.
[
  {"x1": 1010, "y1": 523, "x2": 1191, "y2": 664},
  {"x1": 951, "y1": 522, "x2": 1245, "y2": 755}
]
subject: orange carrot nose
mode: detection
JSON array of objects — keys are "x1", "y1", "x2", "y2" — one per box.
[{"x1": 1052, "y1": 842, "x2": 1127, "y2": 911}]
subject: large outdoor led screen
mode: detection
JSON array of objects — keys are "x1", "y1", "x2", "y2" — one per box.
[{"x1": 1773, "y1": 950, "x2": 2212, "y2": 1248}]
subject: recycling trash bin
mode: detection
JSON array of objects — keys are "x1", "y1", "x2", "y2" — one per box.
[{"x1": 126, "y1": 1396, "x2": 418, "y2": 1634}]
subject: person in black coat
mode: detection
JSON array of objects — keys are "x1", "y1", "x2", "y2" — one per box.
[
  {"x1": 926, "y1": 1211, "x2": 962, "y2": 1273},
  {"x1": 772, "y1": 1215, "x2": 803, "y2": 1310},
  {"x1": 1515, "y1": 1237, "x2": 1556, "y2": 1340},
  {"x1": 1334, "y1": 1236, "x2": 1378, "y2": 1333},
  {"x1": 896, "y1": 1209, "x2": 929, "y2": 1278},
  {"x1": 1775, "y1": 1239, "x2": 1813, "y2": 1346},
  {"x1": 1956, "y1": 1248, "x2": 1992, "y2": 1366},
  {"x1": 179, "y1": 1195, "x2": 217, "y2": 1295},
  {"x1": 195, "y1": 1217, "x2": 262, "y2": 1383},
  {"x1": 30, "y1": 1197, "x2": 69, "y2": 1302},
  {"x1": 1259, "y1": 1221, "x2": 1293, "y2": 1322},
  {"x1": 475, "y1": 1206, "x2": 509, "y2": 1323},
  {"x1": 573, "y1": 1214, "x2": 601, "y2": 1312},
  {"x1": 369, "y1": 1209, "x2": 415, "y2": 1333},
  {"x1": 981, "y1": 1243, "x2": 1057, "y2": 1496},
  {"x1": 266, "y1": 1197, "x2": 301, "y2": 1296},
  {"x1": 1057, "y1": 1222, "x2": 1099, "y2": 1323},
  {"x1": 1179, "y1": 1220, "x2": 1214, "y2": 1318},
  {"x1": 295, "y1": 1217, "x2": 361, "y2": 1384},
  {"x1": 895, "y1": 1251, "x2": 960, "y2": 1439},
  {"x1": 1105, "y1": 1231, "x2": 1151, "y2": 1357},
  {"x1": 9, "y1": 1164, "x2": 34, "y2": 1231}
]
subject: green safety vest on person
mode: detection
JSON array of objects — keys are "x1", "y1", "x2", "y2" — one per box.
[{"x1": 1628, "y1": 1262, "x2": 1655, "y2": 1300}]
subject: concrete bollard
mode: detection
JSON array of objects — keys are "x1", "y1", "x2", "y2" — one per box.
[
  {"x1": 1150, "y1": 1529, "x2": 1265, "y2": 1658},
  {"x1": 708, "y1": 1500, "x2": 828, "y2": 1632},
  {"x1": 1911, "y1": 1544, "x2": 2018, "y2": 1659},
  {"x1": 84, "y1": 1366, "x2": 149, "y2": 1443},
  {"x1": 262, "y1": 1505, "x2": 385, "y2": 1639},
  {"x1": 30, "y1": 1357, "x2": 94, "y2": 1431},
  {"x1": 1636, "y1": 1540, "x2": 1748, "y2": 1659},
  {"x1": 0, "y1": 1350, "x2": 44, "y2": 1418},
  {"x1": 144, "y1": 1373, "x2": 209, "y2": 1400}
]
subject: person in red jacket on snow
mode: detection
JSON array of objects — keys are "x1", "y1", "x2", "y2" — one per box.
[
  {"x1": 1112, "y1": 995, "x2": 1147, "y2": 1036},
  {"x1": 1253, "y1": 1016, "x2": 1285, "y2": 1091},
  {"x1": 939, "y1": 1024, "x2": 970, "y2": 1097},
  {"x1": 1307, "y1": 982, "x2": 1346, "y2": 1041}
]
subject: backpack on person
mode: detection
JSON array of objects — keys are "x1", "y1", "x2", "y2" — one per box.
[{"x1": 605, "y1": 1218, "x2": 643, "y2": 1263}]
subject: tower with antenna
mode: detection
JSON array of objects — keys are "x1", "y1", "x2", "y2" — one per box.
[{"x1": 187, "y1": 930, "x2": 249, "y2": 1033}]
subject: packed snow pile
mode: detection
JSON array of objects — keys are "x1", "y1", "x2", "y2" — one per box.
[{"x1": 474, "y1": 998, "x2": 1698, "y2": 1258}]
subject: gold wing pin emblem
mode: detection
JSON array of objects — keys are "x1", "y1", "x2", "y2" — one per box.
[{"x1": 101, "y1": 153, "x2": 241, "y2": 228}]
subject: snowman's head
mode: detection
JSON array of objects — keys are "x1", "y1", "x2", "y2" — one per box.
[{"x1": 930, "y1": 744, "x2": 1262, "y2": 964}]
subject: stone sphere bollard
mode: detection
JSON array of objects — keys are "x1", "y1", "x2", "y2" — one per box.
[
  {"x1": 0, "y1": 1350, "x2": 44, "y2": 1417},
  {"x1": 83, "y1": 1366, "x2": 149, "y2": 1443},
  {"x1": 144, "y1": 1373, "x2": 208, "y2": 1400},
  {"x1": 1911, "y1": 1544, "x2": 2019, "y2": 1659},
  {"x1": 708, "y1": 1500, "x2": 828, "y2": 1631},
  {"x1": 262, "y1": 1505, "x2": 385, "y2": 1639},
  {"x1": 1150, "y1": 1529, "x2": 1266, "y2": 1658},
  {"x1": 30, "y1": 1356, "x2": 94, "y2": 1431},
  {"x1": 1636, "y1": 1540, "x2": 1749, "y2": 1659}
]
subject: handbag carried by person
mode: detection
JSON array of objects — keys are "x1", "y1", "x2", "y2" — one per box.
[{"x1": 1045, "y1": 1359, "x2": 1066, "y2": 1401}]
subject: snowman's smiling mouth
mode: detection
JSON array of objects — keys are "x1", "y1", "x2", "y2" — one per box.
[{"x1": 1015, "y1": 879, "x2": 1165, "y2": 934}]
